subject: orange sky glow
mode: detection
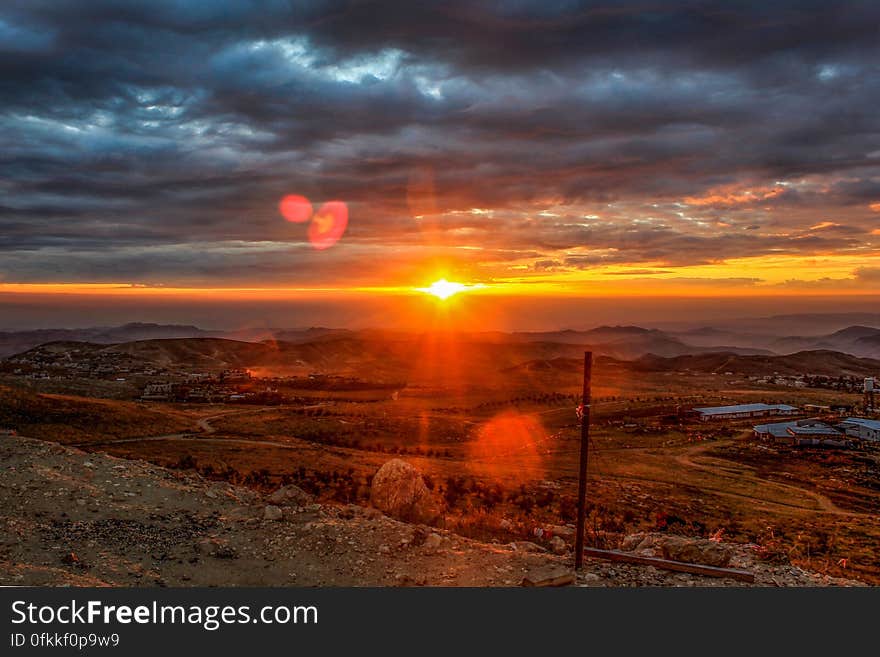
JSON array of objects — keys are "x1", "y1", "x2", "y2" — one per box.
[
  {"x1": 3, "y1": 4, "x2": 880, "y2": 329},
  {"x1": 2, "y1": 249, "x2": 877, "y2": 299}
]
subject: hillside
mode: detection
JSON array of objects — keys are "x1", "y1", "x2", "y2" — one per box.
[
  {"x1": 108, "y1": 337, "x2": 273, "y2": 368},
  {"x1": 513, "y1": 326, "x2": 771, "y2": 357},
  {"x1": 502, "y1": 357, "x2": 584, "y2": 374},
  {"x1": 10, "y1": 335, "x2": 878, "y2": 389},
  {"x1": 855, "y1": 333, "x2": 880, "y2": 356},
  {"x1": 0, "y1": 323, "x2": 215, "y2": 357},
  {"x1": 628, "y1": 350, "x2": 880, "y2": 377},
  {"x1": 6, "y1": 331, "x2": 772, "y2": 379},
  {"x1": 0, "y1": 434, "x2": 859, "y2": 587},
  {"x1": 0, "y1": 384, "x2": 191, "y2": 444},
  {"x1": 3, "y1": 322, "x2": 782, "y2": 365}
]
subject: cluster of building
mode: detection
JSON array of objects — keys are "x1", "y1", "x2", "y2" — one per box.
[
  {"x1": 141, "y1": 369, "x2": 257, "y2": 402},
  {"x1": 4, "y1": 347, "x2": 163, "y2": 381},
  {"x1": 745, "y1": 373, "x2": 869, "y2": 393},
  {"x1": 689, "y1": 398, "x2": 879, "y2": 449},
  {"x1": 753, "y1": 417, "x2": 880, "y2": 447}
]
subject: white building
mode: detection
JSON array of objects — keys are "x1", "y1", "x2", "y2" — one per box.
[
  {"x1": 753, "y1": 419, "x2": 854, "y2": 448},
  {"x1": 837, "y1": 417, "x2": 880, "y2": 442},
  {"x1": 142, "y1": 382, "x2": 173, "y2": 401},
  {"x1": 693, "y1": 403, "x2": 799, "y2": 421},
  {"x1": 753, "y1": 420, "x2": 801, "y2": 441}
]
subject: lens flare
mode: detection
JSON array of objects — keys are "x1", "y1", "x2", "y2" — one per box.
[
  {"x1": 466, "y1": 412, "x2": 548, "y2": 481},
  {"x1": 308, "y1": 201, "x2": 349, "y2": 250},
  {"x1": 279, "y1": 194, "x2": 313, "y2": 223}
]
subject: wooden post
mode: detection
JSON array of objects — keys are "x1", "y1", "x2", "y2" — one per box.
[{"x1": 575, "y1": 351, "x2": 592, "y2": 569}]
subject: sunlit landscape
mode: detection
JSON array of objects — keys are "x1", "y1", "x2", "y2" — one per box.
[{"x1": 1, "y1": 1, "x2": 879, "y2": 589}]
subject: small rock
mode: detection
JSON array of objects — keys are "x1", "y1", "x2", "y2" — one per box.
[
  {"x1": 214, "y1": 545, "x2": 238, "y2": 559},
  {"x1": 409, "y1": 527, "x2": 429, "y2": 547},
  {"x1": 362, "y1": 507, "x2": 383, "y2": 520},
  {"x1": 620, "y1": 532, "x2": 648, "y2": 552},
  {"x1": 281, "y1": 507, "x2": 301, "y2": 521},
  {"x1": 61, "y1": 552, "x2": 82, "y2": 566},
  {"x1": 424, "y1": 533, "x2": 444, "y2": 551},
  {"x1": 196, "y1": 538, "x2": 239, "y2": 560},
  {"x1": 580, "y1": 572, "x2": 602, "y2": 584},
  {"x1": 522, "y1": 565, "x2": 575, "y2": 587},
  {"x1": 263, "y1": 505, "x2": 283, "y2": 521},
  {"x1": 267, "y1": 484, "x2": 313, "y2": 507},
  {"x1": 550, "y1": 535, "x2": 568, "y2": 555},
  {"x1": 546, "y1": 524, "x2": 576, "y2": 540},
  {"x1": 510, "y1": 541, "x2": 547, "y2": 553},
  {"x1": 659, "y1": 535, "x2": 733, "y2": 568}
]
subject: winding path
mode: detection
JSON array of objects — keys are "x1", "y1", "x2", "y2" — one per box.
[
  {"x1": 672, "y1": 441, "x2": 854, "y2": 516},
  {"x1": 78, "y1": 404, "x2": 875, "y2": 519}
]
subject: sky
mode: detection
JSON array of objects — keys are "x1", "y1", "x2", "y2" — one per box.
[{"x1": 1, "y1": 1, "x2": 879, "y2": 329}]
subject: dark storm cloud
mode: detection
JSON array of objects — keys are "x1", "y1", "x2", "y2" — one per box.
[{"x1": 1, "y1": 1, "x2": 880, "y2": 284}]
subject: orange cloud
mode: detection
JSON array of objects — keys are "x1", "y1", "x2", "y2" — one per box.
[
  {"x1": 684, "y1": 184, "x2": 785, "y2": 207},
  {"x1": 809, "y1": 221, "x2": 840, "y2": 230},
  {"x1": 870, "y1": 202, "x2": 880, "y2": 212}
]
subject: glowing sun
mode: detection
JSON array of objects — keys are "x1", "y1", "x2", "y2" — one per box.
[{"x1": 418, "y1": 279, "x2": 469, "y2": 300}]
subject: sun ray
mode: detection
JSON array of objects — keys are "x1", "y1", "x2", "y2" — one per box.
[{"x1": 416, "y1": 279, "x2": 472, "y2": 300}]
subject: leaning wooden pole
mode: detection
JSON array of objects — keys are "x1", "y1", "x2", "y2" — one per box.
[{"x1": 574, "y1": 351, "x2": 592, "y2": 569}]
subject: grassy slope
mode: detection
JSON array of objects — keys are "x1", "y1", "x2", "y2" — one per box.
[{"x1": 0, "y1": 385, "x2": 192, "y2": 444}]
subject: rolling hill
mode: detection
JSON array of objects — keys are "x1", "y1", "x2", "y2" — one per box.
[
  {"x1": 626, "y1": 350, "x2": 880, "y2": 377},
  {"x1": 1, "y1": 322, "x2": 779, "y2": 361},
  {"x1": 6, "y1": 330, "x2": 773, "y2": 379},
  {"x1": 0, "y1": 323, "x2": 214, "y2": 357}
]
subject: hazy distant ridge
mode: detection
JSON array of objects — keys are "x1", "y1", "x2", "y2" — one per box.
[{"x1": 2, "y1": 318, "x2": 879, "y2": 362}]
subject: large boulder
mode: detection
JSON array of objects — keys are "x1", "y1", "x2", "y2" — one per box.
[{"x1": 370, "y1": 459, "x2": 440, "y2": 525}]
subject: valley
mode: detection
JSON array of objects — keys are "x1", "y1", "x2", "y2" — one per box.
[{"x1": 2, "y1": 322, "x2": 878, "y2": 585}]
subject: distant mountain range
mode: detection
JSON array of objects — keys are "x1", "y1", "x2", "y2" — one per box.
[
  {"x1": 627, "y1": 349, "x2": 880, "y2": 377},
  {"x1": 0, "y1": 323, "x2": 348, "y2": 358},
  {"x1": 7, "y1": 334, "x2": 880, "y2": 385},
  {"x1": 510, "y1": 325, "x2": 772, "y2": 358},
  {"x1": 503, "y1": 350, "x2": 880, "y2": 378},
  {"x1": 0, "y1": 322, "x2": 771, "y2": 362},
  {"x1": 0, "y1": 323, "x2": 212, "y2": 357},
  {"x1": 665, "y1": 324, "x2": 880, "y2": 359},
  {"x1": 2, "y1": 319, "x2": 880, "y2": 368},
  {"x1": 655, "y1": 312, "x2": 880, "y2": 337}
]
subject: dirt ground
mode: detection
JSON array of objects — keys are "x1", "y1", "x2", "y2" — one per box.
[
  {"x1": 72, "y1": 397, "x2": 880, "y2": 584},
  {"x1": 0, "y1": 434, "x2": 862, "y2": 587}
]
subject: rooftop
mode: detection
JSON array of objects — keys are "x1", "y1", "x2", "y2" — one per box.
[
  {"x1": 753, "y1": 421, "x2": 800, "y2": 438},
  {"x1": 694, "y1": 403, "x2": 798, "y2": 416},
  {"x1": 787, "y1": 425, "x2": 842, "y2": 437},
  {"x1": 840, "y1": 417, "x2": 880, "y2": 431}
]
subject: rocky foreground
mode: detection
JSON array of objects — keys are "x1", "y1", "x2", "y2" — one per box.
[{"x1": 0, "y1": 435, "x2": 862, "y2": 587}]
